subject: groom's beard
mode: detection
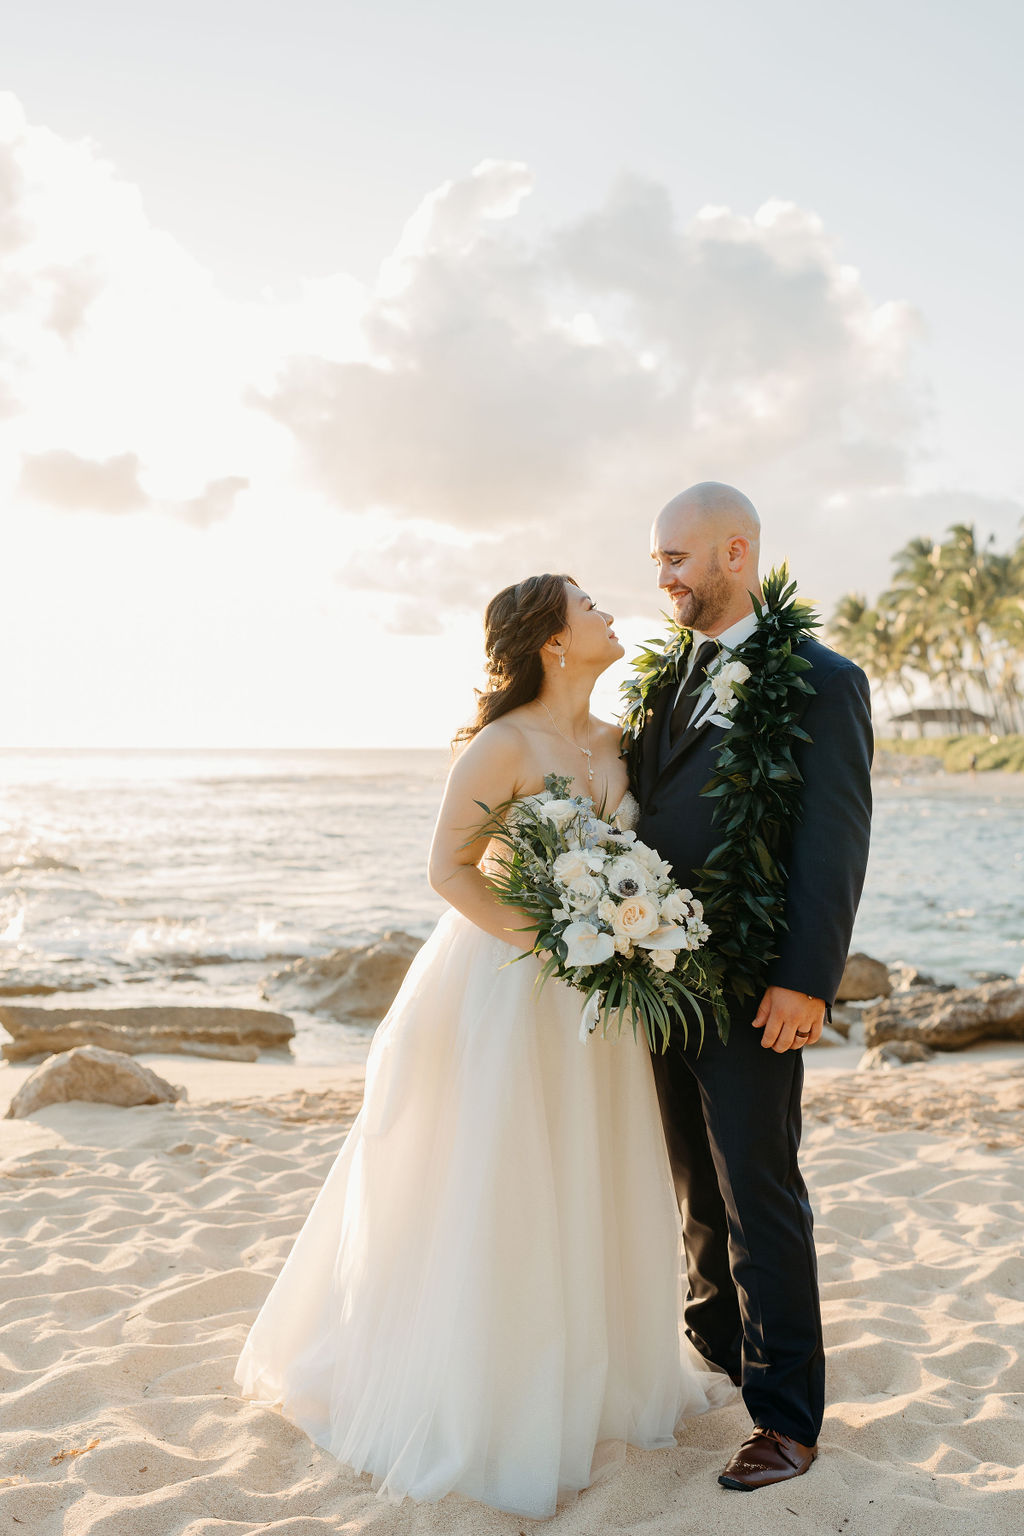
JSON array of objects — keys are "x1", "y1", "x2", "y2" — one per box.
[{"x1": 674, "y1": 556, "x2": 731, "y2": 633}]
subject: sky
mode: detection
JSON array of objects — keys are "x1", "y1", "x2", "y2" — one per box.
[{"x1": 2, "y1": 0, "x2": 1021, "y2": 747}]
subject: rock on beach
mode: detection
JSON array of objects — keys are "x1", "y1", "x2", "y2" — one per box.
[
  {"x1": 0, "y1": 1005, "x2": 294, "y2": 1063},
  {"x1": 5, "y1": 1044, "x2": 185, "y2": 1118},
  {"x1": 863, "y1": 980, "x2": 1024, "y2": 1050},
  {"x1": 858, "y1": 1040, "x2": 937, "y2": 1070},
  {"x1": 836, "y1": 952, "x2": 892, "y2": 1002},
  {"x1": 261, "y1": 931, "x2": 424, "y2": 1025}
]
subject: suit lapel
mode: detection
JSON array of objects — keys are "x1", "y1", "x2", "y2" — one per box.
[
  {"x1": 636, "y1": 639, "x2": 761, "y2": 797},
  {"x1": 654, "y1": 652, "x2": 759, "y2": 781},
  {"x1": 638, "y1": 681, "x2": 675, "y2": 801},
  {"x1": 658, "y1": 706, "x2": 723, "y2": 777}
]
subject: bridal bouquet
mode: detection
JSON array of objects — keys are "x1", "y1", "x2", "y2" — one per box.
[{"x1": 481, "y1": 775, "x2": 723, "y2": 1052}]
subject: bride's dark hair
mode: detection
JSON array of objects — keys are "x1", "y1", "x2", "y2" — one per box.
[{"x1": 453, "y1": 573, "x2": 578, "y2": 746}]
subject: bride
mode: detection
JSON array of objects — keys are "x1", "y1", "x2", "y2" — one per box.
[{"x1": 233, "y1": 572, "x2": 732, "y2": 1518}]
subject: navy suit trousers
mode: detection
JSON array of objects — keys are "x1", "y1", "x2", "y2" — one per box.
[{"x1": 651, "y1": 999, "x2": 825, "y2": 1446}]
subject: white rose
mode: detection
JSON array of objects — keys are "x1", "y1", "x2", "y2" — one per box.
[
  {"x1": 597, "y1": 897, "x2": 619, "y2": 926},
  {"x1": 539, "y1": 799, "x2": 578, "y2": 830},
  {"x1": 567, "y1": 874, "x2": 603, "y2": 911},
  {"x1": 561, "y1": 920, "x2": 616, "y2": 969},
  {"x1": 721, "y1": 658, "x2": 751, "y2": 688},
  {"x1": 552, "y1": 849, "x2": 591, "y2": 887},
  {"x1": 610, "y1": 895, "x2": 660, "y2": 941},
  {"x1": 658, "y1": 890, "x2": 692, "y2": 923},
  {"x1": 631, "y1": 841, "x2": 673, "y2": 881},
  {"x1": 606, "y1": 855, "x2": 649, "y2": 899},
  {"x1": 710, "y1": 659, "x2": 751, "y2": 713},
  {"x1": 613, "y1": 935, "x2": 635, "y2": 957},
  {"x1": 649, "y1": 948, "x2": 677, "y2": 972}
]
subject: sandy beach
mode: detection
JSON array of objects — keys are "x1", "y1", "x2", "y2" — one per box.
[{"x1": 1, "y1": 1048, "x2": 1022, "y2": 1535}]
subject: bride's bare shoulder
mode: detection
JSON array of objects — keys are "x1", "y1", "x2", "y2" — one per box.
[
  {"x1": 591, "y1": 715, "x2": 626, "y2": 748},
  {"x1": 448, "y1": 717, "x2": 535, "y2": 797},
  {"x1": 451, "y1": 714, "x2": 529, "y2": 761}
]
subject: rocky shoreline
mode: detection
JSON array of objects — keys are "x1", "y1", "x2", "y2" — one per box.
[
  {"x1": 823, "y1": 951, "x2": 1024, "y2": 1068},
  {"x1": 2, "y1": 930, "x2": 1022, "y2": 1084}
]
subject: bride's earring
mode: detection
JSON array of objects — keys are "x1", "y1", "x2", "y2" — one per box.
[{"x1": 559, "y1": 650, "x2": 566, "y2": 669}]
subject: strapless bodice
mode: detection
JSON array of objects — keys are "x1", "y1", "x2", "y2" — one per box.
[
  {"x1": 611, "y1": 788, "x2": 640, "y2": 831},
  {"x1": 514, "y1": 786, "x2": 640, "y2": 831}
]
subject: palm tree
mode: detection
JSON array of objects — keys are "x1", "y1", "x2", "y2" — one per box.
[
  {"x1": 830, "y1": 521, "x2": 1024, "y2": 737},
  {"x1": 989, "y1": 523, "x2": 1024, "y2": 731},
  {"x1": 935, "y1": 524, "x2": 1007, "y2": 730},
  {"x1": 829, "y1": 593, "x2": 875, "y2": 671},
  {"x1": 829, "y1": 594, "x2": 915, "y2": 727}
]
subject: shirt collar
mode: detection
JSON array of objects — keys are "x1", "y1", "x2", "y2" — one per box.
[{"x1": 690, "y1": 608, "x2": 758, "y2": 657}]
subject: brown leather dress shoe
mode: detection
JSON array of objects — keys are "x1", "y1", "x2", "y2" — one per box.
[{"x1": 718, "y1": 1426, "x2": 818, "y2": 1491}]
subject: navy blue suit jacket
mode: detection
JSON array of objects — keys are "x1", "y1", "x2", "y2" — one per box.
[{"x1": 632, "y1": 635, "x2": 874, "y2": 1009}]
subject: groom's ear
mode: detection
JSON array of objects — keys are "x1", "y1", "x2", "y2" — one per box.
[{"x1": 724, "y1": 535, "x2": 751, "y2": 572}]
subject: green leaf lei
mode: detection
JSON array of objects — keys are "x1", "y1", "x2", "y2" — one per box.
[{"x1": 619, "y1": 565, "x2": 820, "y2": 1044}]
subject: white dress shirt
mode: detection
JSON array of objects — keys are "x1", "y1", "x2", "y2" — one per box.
[{"x1": 673, "y1": 609, "x2": 759, "y2": 732}]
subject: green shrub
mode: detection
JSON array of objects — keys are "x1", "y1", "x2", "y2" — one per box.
[{"x1": 876, "y1": 735, "x2": 1024, "y2": 773}]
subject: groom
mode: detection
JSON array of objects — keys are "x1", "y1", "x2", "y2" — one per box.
[{"x1": 632, "y1": 482, "x2": 873, "y2": 1491}]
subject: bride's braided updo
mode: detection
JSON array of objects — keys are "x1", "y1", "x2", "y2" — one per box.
[{"x1": 454, "y1": 573, "x2": 578, "y2": 745}]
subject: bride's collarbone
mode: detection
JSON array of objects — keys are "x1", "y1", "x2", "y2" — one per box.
[{"x1": 506, "y1": 712, "x2": 627, "y2": 810}]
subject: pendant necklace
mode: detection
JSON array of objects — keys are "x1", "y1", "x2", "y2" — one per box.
[{"x1": 539, "y1": 700, "x2": 594, "y2": 781}]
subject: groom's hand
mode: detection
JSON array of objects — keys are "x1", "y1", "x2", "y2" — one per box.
[{"x1": 752, "y1": 986, "x2": 826, "y2": 1052}]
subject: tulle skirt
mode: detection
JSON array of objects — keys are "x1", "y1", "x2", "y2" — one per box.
[{"x1": 233, "y1": 906, "x2": 730, "y2": 1518}]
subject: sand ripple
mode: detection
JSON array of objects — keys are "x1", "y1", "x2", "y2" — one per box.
[{"x1": 0, "y1": 1063, "x2": 1021, "y2": 1534}]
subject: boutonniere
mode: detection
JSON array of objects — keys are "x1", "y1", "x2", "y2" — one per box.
[{"x1": 703, "y1": 656, "x2": 753, "y2": 729}]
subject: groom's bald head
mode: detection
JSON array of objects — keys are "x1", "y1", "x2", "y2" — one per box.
[
  {"x1": 651, "y1": 481, "x2": 762, "y2": 635},
  {"x1": 657, "y1": 481, "x2": 761, "y2": 551}
]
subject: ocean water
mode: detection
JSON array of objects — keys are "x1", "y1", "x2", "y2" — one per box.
[
  {"x1": 854, "y1": 772, "x2": 1023, "y2": 984},
  {"x1": 1, "y1": 749, "x2": 1021, "y2": 1061}
]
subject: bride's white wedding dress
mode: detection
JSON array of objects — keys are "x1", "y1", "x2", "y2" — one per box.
[{"x1": 233, "y1": 790, "x2": 730, "y2": 1519}]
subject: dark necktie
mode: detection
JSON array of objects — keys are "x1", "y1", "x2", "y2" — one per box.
[{"x1": 669, "y1": 639, "x2": 721, "y2": 747}]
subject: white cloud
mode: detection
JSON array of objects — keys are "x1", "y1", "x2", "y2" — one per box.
[
  {"x1": 18, "y1": 448, "x2": 249, "y2": 527},
  {"x1": 258, "y1": 165, "x2": 951, "y2": 621},
  {"x1": 0, "y1": 91, "x2": 356, "y2": 526},
  {"x1": 2, "y1": 89, "x2": 1016, "y2": 656},
  {"x1": 19, "y1": 448, "x2": 148, "y2": 512},
  {"x1": 172, "y1": 475, "x2": 250, "y2": 530}
]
